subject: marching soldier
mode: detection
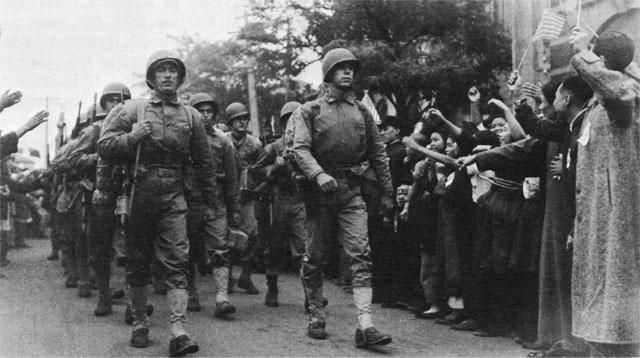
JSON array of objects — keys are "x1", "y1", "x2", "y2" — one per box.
[
  {"x1": 186, "y1": 93, "x2": 240, "y2": 318},
  {"x1": 292, "y1": 48, "x2": 394, "y2": 347},
  {"x1": 224, "y1": 102, "x2": 262, "y2": 295},
  {"x1": 66, "y1": 82, "x2": 132, "y2": 316},
  {"x1": 250, "y1": 101, "x2": 307, "y2": 307},
  {"x1": 50, "y1": 107, "x2": 97, "y2": 297},
  {"x1": 97, "y1": 50, "x2": 216, "y2": 356}
]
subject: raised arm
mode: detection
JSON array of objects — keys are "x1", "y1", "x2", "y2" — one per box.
[
  {"x1": 569, "y1": 27, "x2": 640, "y2": 126},
  {"x1": 402, "y1": 136, "x2": 459, "y2": 169},
  {"x1": 489, "y1": 98, "x2": 526, "y2": 141}
]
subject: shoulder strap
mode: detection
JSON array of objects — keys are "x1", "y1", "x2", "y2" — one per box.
[{"x1": 135, "y1": 100, "x2": 149, "y2": 125}]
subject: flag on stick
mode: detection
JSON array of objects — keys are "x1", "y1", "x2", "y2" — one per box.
[{"x1": 533, "y1": 9, "x2": 566, "y2": 42}]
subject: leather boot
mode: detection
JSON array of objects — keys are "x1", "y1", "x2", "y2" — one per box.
[
  {"x1": 265, "y1": 274, "x2": 278, "y2": 307},
  {"x1": 129, "y1": 286, "x2": 150, "y2": 348},
  {"x1": 355, "y1": 327, "x2": 392, "y2": 348},
  {"x1": 47, "y1": 251, "x2": 59, "y2": 261},
  {"x1": 306, "y1": 286, "x2": 327, "y2": 339},
  {"x1": 94, "y1": 270, "x2": 112, "y2": 316},
  {"x1": 167, "y1": 288, "x2": 199, "y2": 356},
  {"x1": 78, "y1": 282, "x2": 92, "y2": 298},
  {"x1": 237, "y1": 263, "x2": 259, "y2": 295},
  {"x1": 169, "y1": 335, "x2": 199, "y2": 357}
]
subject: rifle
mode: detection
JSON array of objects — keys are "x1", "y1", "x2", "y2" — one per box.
[
  {"x1": 54, "y1": 107, "x2": 66, "y2": 155},
  {"x1": 89, "y1": 93, "x2": 97, "y2": 126},
  {"x1": 71, "y1": 101, "x2": 82, "y2": 139},
  {"x1": 114, "y1": 90, "x2": 134, "y2": 224},
  {"x1": 115, "y1": 144, "x2": 141, "y2": 225}
]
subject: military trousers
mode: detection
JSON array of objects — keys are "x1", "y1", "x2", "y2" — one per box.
[
  {"x1": 302, "y1": 182, "x2": 373, "y2": 289},
  {"x1": 49, "y1": 209, "x2": 64, "y2": 253},
  {"x1": 87, "y1": 198, "x2": 116, "y2": 278},
  {"x1": 125, "y1": 168, "x2": 189, "y2": 290},
  {"x1": 264, "y1": 195, "x2": 307, "y2": 276},
  {"x1": 237, "y1": 199, "x2": 258, "y2": 263},
  {"x1": 186, "y1": 191, "x2": 230, "y2": 268},
  {"x1": 61, "y1": 196, "x2": 90, "y2": 284}
]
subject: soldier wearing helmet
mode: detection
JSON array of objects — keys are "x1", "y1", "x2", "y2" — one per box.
[
  {"x1": 100, "y1": 82, "x2": 131, "y2": 112},
  {"x1": 51, "y1": 98, "x2": 110, "y2": 300},
  {"x1": 184, "y1": 93, "x2": 240, "y2": 318},
  {"x1": 249, "y1": 101, "x2": 315, "y2": 308},
  {"x1": 223, "y1": 102, "x2": 262, "y2": 295},
  {"x1": 98, "y1": 50, "x2": 216, "y2": 356},
  {"x1": 292, "y1": 48, "x2": 394, "y2": 347},
  {"x1": 65, "y1": 82, "x2": 142, "y2": 320}
]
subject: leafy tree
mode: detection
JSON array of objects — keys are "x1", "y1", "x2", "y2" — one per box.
[{"x1": 300, "y1": 0, "x2": 511, "y2": 123}]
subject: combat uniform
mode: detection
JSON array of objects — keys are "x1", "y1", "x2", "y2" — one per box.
[
  {"x1": 250, "y1": 134, "x2": 306, "y2": 306},
  {"x1": 224, "y1": 130, "x2": 262, "y2": 293},
  {"x1": 51, "y1": 137, "x2": 91, "y2": 292},
  {"x1": 97, "y1": 92, "x2": 216, "y2": 353},
  {"x1": 68, "y1": 120, "x2": 124, "y2": 313},
  {"x1": 293, "y1": 81, "x2": 393, "y2": 344},
  {"x1": 67, "y1": 83, "x2": 132, "y2": 316},
  {"x1": 185, "y1": 124, "x2": 240, "y2": 315}
]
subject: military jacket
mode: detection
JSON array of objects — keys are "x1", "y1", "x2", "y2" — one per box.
[
  {"x1": 186, "y1": 126, "x2": 240, "y2": 213},
  {"x1": 250, "y1": 137, "x2": 298, "y2": 197},
  {"x1": 97, "y1": 94, "x2": 216, "y2": 197},
  {"x1": 225, "y1": 131, "x2": 262, "y2": 192},
  {"x1": 292, "y1": 85, "x2": 393, "y2": 197}
]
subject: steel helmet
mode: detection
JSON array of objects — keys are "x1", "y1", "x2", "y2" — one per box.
[
  {"x1": 321, "y1": 48, "x2": 360, "y2": 82},
  {"x1": 280, "y1": 101, "x2": 301, "y2": 119},
  {"x1": 85, "y1": 103, "x2": 107, "y2": 121},
  {"x1": 145, "y1": 50, "x2": 186, "y2": 89},
  {"x1": 100, "y1": 82, "x2": 131, "y2": 108},
  {"x1": 225, "y1": 102, "x2": 249, "y2": 124},
  {"x1": 189, "y1": 92, "x2": 218, "y2": 111}
]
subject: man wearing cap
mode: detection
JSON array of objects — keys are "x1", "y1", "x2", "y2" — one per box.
[
  {"x1": 98, "y1": 51, "x2": 216, "y2": 357},
  {"x1": 292, "y1": 48, "x2": 394, "y2": 347},
  {"x1": 66, "y1": 82, "x2": 132, "y2": 316},
  {"x1": 250, "y1": 101, "x2": 308, "y2": 307},
  {"x1": 224, "y1": 102, "x2": 262, "y2": 295},
  {"x1": 186, "y1": 93, "x2": 240, "y2": 318}
]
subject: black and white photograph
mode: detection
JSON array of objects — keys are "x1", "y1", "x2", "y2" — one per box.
[{"x1": 0, "y1": 0, "x2": 639, "y2": 356}]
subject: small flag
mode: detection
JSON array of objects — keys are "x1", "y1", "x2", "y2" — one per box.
[
  {"x1": 533, "y1": 9, "x2": 566, "y2": 42},
  {"x1": 361, "y1": 91, "x2": 381, "y2": 125}
]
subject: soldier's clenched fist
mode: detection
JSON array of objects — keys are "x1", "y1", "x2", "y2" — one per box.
[
  {"x1": 131, "y1": 121, "x2": 151, "y2": 139},
  {"x1": 315, "y1": 172, "x2": 337, "y2": 193}
]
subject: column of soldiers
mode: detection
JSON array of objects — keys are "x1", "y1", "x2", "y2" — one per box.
[{"x1": 45, "y1": 47, "x2": 393, "y2": 356}]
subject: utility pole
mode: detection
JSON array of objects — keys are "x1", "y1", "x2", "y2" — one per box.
[
  {"x1": 237, "y1": 4, "x2": 262, "y2": 138},
  {"x1": 246, "y1": 58, "x2": 261, "y2": 137},
  {"x1": 44, "y1": 97, "x2": 49, "y2": 167}
]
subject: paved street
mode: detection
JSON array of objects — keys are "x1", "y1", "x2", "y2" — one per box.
[{"x1": 0, "y1": 238, "x2": 528, "y2": 357}]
